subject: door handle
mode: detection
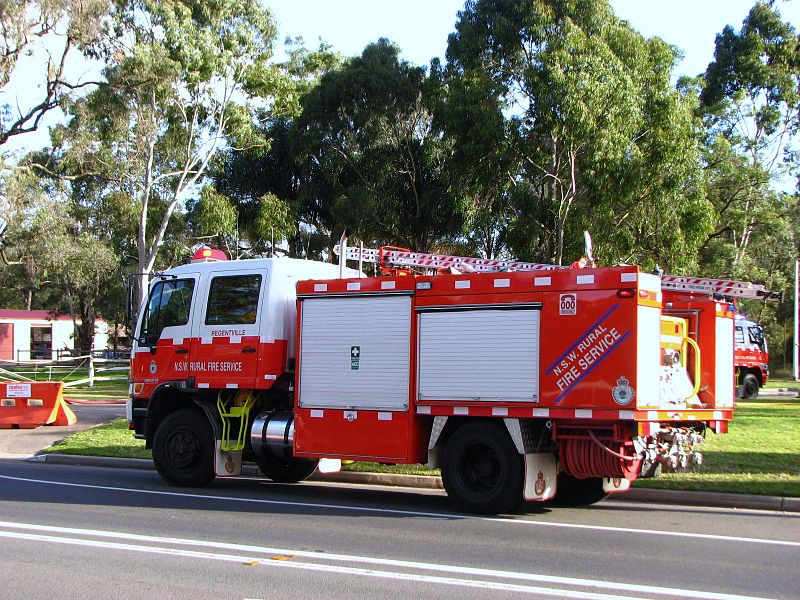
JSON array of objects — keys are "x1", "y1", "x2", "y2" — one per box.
[
  {"x1": 175, "y1": 348, "x2": 188, "y2": 354},
  {"x1": 242, "y1": 347, "x2": 256, "y2": 354}
]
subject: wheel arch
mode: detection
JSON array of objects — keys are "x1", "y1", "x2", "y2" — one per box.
[
  {"x1": 737, "y1": 367, "x2": 763, "y2": 385},
  {"x1": 427, "y1": 417, "x2": 526, "y2": 468},
  {"x1": 145, "y1": 384, "x2": 204, "y2": 448}
]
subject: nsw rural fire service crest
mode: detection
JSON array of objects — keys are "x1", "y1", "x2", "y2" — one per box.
[
  {"x1": 534, "y1": 471, "x2": 547, "y2": 496},
  {"x1": 612, "y1": 376, "x2": 634, "y2": 406}
]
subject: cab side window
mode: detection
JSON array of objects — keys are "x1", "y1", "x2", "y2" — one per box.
[
  {"x1": 205, "y1": 275, "x2": 262, "y2": 325},
  {"x1": 734, "y1": 326, "x2": 744, "y2": 345},
  {"x1": 142, "y1": 279, "x2": 194, "y2": 342}
]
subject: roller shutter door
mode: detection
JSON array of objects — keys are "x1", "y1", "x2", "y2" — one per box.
[
  {"x1": 299, "y1": 295, "x2": 411, "y2": 410},
  {"x1": 418, "y1": 308, "x2": 540, "y2": 402}
]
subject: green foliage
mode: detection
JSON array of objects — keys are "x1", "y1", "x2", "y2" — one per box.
[
  {"x1": 292, "y1": 39, "x2": 464, "y2": 253},
  {"x1": 3, "y1": 0, "x2": 799, "y2": 364},
  {"x1": 196, "y1": 185, "x2": 238, "y2": 237},
  {"x1": 693, "y1": 3, "x2": 799, "y2": 365},
  {"x1": 444, "y1": 0, "x2": 712, "y2": 268},
  {"x1": 42, "y1": 0, "x2": 285, "y2": 303},
  {"x1": 212, "y1": 36, "x2": 344, "y2": 259},
  {"x1": 254, "y1": 192, "x2": 296, "y2": 247},
  {"x1": 0, "y1": 163, "x2": 119, "y2": 349}
]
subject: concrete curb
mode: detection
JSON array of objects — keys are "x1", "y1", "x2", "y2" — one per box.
[
  {"x1": 63, "y1": 398, "x2": 128, "y2": 405},
  {"x1": 757, "y1": 389, "x2": 799, "y2": 398},
  {"x1": 28, "y1": 453, "x2": 798, "y2": 512}
]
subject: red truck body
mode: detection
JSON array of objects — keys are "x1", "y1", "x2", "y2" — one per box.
[{"x1": 128, "y1": 248, "x2": 747, "y2": 513}]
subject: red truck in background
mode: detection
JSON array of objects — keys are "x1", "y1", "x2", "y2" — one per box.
[{"x1": 734, "y1": 316, "x2": 769, "y2": 399}]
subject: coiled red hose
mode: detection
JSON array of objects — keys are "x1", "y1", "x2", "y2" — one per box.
[{"x1": 560, "y1": 432, "x2": 640, "y2": 480}]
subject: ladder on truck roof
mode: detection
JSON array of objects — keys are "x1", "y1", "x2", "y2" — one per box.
[{"x1": 334, "y1": 244, "x2": 778, "y2": 300}]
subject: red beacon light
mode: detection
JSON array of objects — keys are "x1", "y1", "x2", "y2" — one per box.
[{"x1": 191, "y1": 247, "x2": 227, "y2": 263}]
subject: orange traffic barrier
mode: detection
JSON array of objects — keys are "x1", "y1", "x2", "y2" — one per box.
[{"x1": 0, "y1": 381, "x2": 77, "y2": 429}]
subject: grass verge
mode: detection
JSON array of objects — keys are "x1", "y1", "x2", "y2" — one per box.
[
  {"x1": 44, "y1": 418, "x2": 150, "y2": 460},
  {"x1": 44, "y1": 399, "x2": 799, "y2": 497},
  {"x1": 763, "y1": 377, "x2": 799, "y2": 389},
  {"x1": 633, "y1": 398, "x2": 799, "y2": 497}
]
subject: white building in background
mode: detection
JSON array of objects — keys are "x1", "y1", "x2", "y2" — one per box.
[{"x1": 0, "y1": 309, "x2": 110, "y2": 361}]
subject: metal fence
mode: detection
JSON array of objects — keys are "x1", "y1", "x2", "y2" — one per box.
[
  {"x1": 0, "y1": 353, "x2": 130, "y2": 387},
  {"x1": 14, "y1": 348, "x2": 131, "y2": 362}
]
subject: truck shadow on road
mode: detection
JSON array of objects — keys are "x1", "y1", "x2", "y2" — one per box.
[{"x1": 2, "y1": 460, "x2": 796, "y2": 523}]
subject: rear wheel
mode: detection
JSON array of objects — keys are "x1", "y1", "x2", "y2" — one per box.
[
  {"x1": 741, "y1": 373, "x2": 760, "y2": 399},
  {"x1": 441, "y1": 421, "x2": 524, "y2": 514},
  {"x1": 549, "y1": 474, "x2": 607, "y2": 506},
  {"x1": 152, "y1": 409, "x2": 215, "y2": 487},
  {"x1": 256, "y1": 456, "x2": 319, "y2": 483}
]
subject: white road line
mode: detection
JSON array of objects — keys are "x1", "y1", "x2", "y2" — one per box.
[
  {"x1": 0, "y1": 527, "x2": 773, "y2": 600},
  {"x1": 0, "y1": 520, "x2": 766, "y2": 600},
  {"x1": 0, "y1": 530, "x2": 639, "y2": 600},
  {"x1": 1, "y1": 473, "x2": 798, "y2": 550}
]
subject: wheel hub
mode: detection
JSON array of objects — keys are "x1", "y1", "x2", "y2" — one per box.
[
  {"x1": 167, "y1": 429, "x2": 200, "y2": 469},
  {"x1": 463, "y1": 444, "x2": 501, "y2": 493}
]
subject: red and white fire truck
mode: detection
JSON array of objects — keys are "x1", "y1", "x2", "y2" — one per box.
[
  {"x1": 734, "y1": 316, "x2": 769, "y2": 399},
  {"x1": 128, "y1": 239, "x2": 774, "y2": 514}
]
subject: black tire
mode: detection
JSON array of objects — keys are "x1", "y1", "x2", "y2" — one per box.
[
  {"x1": 152, "y1": 409, "x2": 215, "y2": 487},
  {"x1": 549, "y1": 473, "x2": 607, "y2": 507},
  {"x1": 256, "y1": 456, "x2": 319, "y2": 483},
  {"x1": 741, "y1": 373, "x2": 760, "y2": 399},
  {"x1": 441, "y1": 421, "x2": 524, "y2": 514}
]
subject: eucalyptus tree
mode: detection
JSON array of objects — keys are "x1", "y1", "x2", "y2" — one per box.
[
  {"x1": 444, "y1": 0, "x2": 711, "y2": 269},
  {"x1": 699, "y1": 2, "x2": 799, "y2": 275},
  {"x1": 291, "y1": 39, "x2": 464, "y2": 253},
  {"x1": 210, "y1": 42, "x2": 343, "y2": 259},
  {"x1": 0, "y1": 163, "x2": 118, "y2": 351},
  {"x1": 0, "y1": 0, "x2": 109, "y2": 149},
  {"x1": 50, "y1": 0, "x2": 281, "y2": 304}
]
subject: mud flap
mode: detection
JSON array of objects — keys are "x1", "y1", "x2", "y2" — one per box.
[
  {"x1": 318, "y1": 458, "x2": 342, "y2": 474},
  {"x1": 214, "y1": 440, "x2": 242, "y2": 477},
  {"x1": 602, "y1": 477, "x2": 631, "y2": 493},
  {"x1": 523, "y1": 452, "x2": 557, "y2": 501}
]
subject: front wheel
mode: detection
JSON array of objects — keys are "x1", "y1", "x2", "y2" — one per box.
[
  {"x1": 741, "y1": 373, "x2": 760, "y2": 399},
  {"x1": 441, "y1": 421, "x2": 524, "y2": 514},
  {"x1": 152, "y1": 409, "x2": 215, "y2": 487},
  {"x1": 256, "y1": 456, "x2": 319, "y2": 483}
]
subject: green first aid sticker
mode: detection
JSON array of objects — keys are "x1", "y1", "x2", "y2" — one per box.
[{"x1": 351, "y1": 346, "x2": 360, "y2": 370}]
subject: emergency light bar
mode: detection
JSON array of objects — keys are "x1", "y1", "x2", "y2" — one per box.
[{"x1": 191, "y1": 248, "x2": 228, "y2": 263}]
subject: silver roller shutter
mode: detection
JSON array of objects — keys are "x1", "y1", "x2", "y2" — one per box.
[
  {"x1": 417, "y1": 308, "x2": 540, "y2": 402},
  {"x1": 298, "y1": 295, "x2": 411, "y2": 410}
]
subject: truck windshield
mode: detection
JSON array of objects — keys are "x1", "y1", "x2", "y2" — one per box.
[
  {"x1": 141, "y1": 278, "x2": 194, "y2": 343},
  {"x1": 748, "y1": 326, "x2": 767, "y2": 352}
]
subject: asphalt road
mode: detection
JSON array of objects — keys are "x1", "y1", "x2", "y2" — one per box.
[{"x1": 0, "y1": 459, "x2": 798, "y2": 600}]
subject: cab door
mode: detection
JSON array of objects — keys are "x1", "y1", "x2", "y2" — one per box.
[
  {"x1": 131, "y1": 275, "x2": 198, "y2": 385},
  {"x1": 191, "y1": 270, "x2": 266, "y2": 390}
]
